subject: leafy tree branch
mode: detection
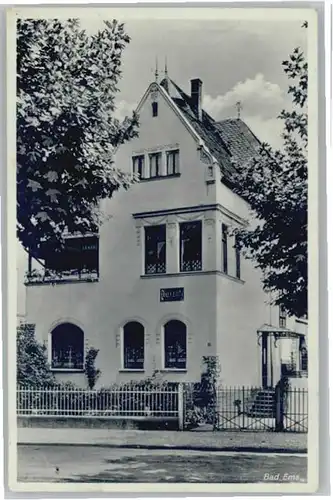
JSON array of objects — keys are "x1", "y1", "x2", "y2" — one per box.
[
  {"x1": 231, "y1": 29, "x2": 308, "y2": 318},
  {"x1": 17, "y1": 18, "x2": 139, "y2": 257}
]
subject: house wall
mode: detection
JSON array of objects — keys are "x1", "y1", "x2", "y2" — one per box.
[
  {"x1": 214, "y1": 180, "x2": 262, "y2": 386},
  {"x1": 24, "y1": 82, "x2": 306, "y2": 389},
  {"x1": 25, "y1": 85, "x2": 219, "y2": 387},
  {"x1": 215, "y1": 273, "x2": 266, "y2": 387},
  {"x1": 215, "y1": 179, "x2": 308, "y2": 386}
]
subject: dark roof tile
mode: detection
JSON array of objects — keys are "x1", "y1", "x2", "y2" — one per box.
[
  {"x1": 215, "y1": 119, "x2": 261, "y2": 166},
  {"x1": 161, "y1": 78, "x2": 261, "y2": 178}
]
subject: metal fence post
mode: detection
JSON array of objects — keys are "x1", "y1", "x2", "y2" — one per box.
[
  {"x1": 275, "y1": 383, "x2": 284, "y2": 431},
  {"x1": 178, "y1": 383, "x2": 184, "y2": 430}
]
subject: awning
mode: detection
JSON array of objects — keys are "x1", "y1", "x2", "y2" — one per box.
[{"x1": 257, "y1": 323, "x2": 304, "y2": 339}]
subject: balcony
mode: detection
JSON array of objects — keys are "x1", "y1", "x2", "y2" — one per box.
[
  {"x1": 25, "y1": 268, "x2": 99, "y2": 286},
  {"x1": 25, "y1": 234, "x2": 99, "y2": 286}
]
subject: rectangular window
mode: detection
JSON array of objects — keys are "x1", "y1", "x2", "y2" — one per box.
[
  {"x1": 222, "y1": 224, "x2": 228, "y2": 274},
  {"x1": 152, "y1": 102, "x2": 158, "y2": 117},
  {"x1": 132, "y1": 155, "x2": 145, "y2": 179},
  {"x1": 149, "y1": 152, "x2": 162, "y2": 178},
  {"x1": 235, "y1": 234, "x2": 241, "y2": 279},
  {"x1": 145, "y1": 225, "x2": 166, "y2": 274},
  {"x1": 166, "y1": 149, "x2": 180, "y2": 175},
  {"x1": 180, "y1": 221, "x2": 202, "y2": 272},
  {"x1": 279, "y1": 306, "x2": 287, "y2": 328}
]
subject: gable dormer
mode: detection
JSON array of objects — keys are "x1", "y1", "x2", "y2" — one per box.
[
  {"x1": 125, "y1": 73, "x2": 259, "y2": 190},
  {"x1": 129, "y1": 78, "x2": 217, "y2": 182}
]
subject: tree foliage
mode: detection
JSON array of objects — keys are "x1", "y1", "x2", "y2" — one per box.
[
  {"x1": 17, "y1": 18, "x2": 138, "y2": 257},
  {"x1": 232, "y1": 40, "x2": 308, "y2": 318},
  {"x1": 17, "y1": 323, "x2": 55, "y2": 386},
  {"x1": 84, "y1": 347, "x2": 101, "y2": 389}
]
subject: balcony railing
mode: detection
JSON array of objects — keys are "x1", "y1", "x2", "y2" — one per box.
[
  {"x1": 180, "y1": 259, "x2": 202, "y2": 272},
  {"x1": 25, "y1": 268, "x2": 99, "y2": 285}
]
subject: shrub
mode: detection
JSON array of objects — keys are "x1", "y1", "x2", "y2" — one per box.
[
  {"x1": 17, "y1": 323, "x2": 55, "y2": 387},
  {"x1": 84, "y1": 347, "x2": 101, "y2": 389},
  {"x1": 184, "y1": 356, "x2": 221, "y2": 428}
]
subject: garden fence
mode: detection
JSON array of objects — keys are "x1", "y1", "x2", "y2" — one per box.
[
  {"x1": 16, "y1": 383, "x2": 308, "y2": 432},
  {"x1": 17, "y1": 384, "x2": 179, "y2": 420}
]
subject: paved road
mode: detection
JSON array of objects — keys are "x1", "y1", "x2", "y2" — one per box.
[{"x1": 17, "y1": 445, "x2": 307, "y2": 483}]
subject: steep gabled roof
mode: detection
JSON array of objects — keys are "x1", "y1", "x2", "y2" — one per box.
[
  {"x1": 159, "y1": 76, "x2": 261, "y2": 179},
  {"x1": 215, "y1": 119, "x2": 261, "y2": 166}
]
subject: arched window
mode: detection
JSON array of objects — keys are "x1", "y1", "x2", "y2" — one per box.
[
  {"x1": 123, "y1": 322, "x2": 144, "y2": 370},
  {"x1": 164, "y1": 320, "x2": 187, "y2": 369},
  {"x1": 51, "y1": 323, "x2": 84, "y2": 370}
]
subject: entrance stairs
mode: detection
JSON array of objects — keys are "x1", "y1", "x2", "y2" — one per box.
[{"x1": 245, "y1": 388, "x2": 276, "y2": 418}]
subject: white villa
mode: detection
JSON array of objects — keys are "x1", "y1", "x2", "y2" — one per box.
[{"x1": 23, "y1": 73, "x2": 308, "y2": 388}]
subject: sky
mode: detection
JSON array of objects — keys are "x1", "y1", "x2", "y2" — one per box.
[
  {"x1": 17, "y1": 16, "x2": 307, "y2": 315},
  {"x1": 96, "y1": 18, "x2": 307, "y2": 149}
]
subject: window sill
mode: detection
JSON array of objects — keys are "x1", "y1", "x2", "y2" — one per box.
[
  {"x1": 218, "y1": 271, "x2": 245, "y2": 285},
  {"x1": 160, "y1": 369, "x2": 187, "y2": 373},
  {"x1": 140, "y1": 270, "x2": 245, "y2": 283},
  {"x1": 119, "y1": 369, "x2": 145, "y2": 373},
  {"x1": 180, "y1": 269, "x2": 202, "y2": 274},
  {"x1": 144, "y1": 272, "x2": 167, "y2": 277},
  {"x1": 139, "y1": 173, "x2": 181, "y2": 182},
  {"x1": 141, "y1": 271, "x2": 203, "y2": 279},
  {"x1": 51, "y1": 368, "x2": 84, "y2": 373}
]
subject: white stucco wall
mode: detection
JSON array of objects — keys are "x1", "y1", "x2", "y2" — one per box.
[
  {"x1": 25, "y1": 85, "x2": 219, "y2": 387},
  {"x1": 215, "y1": 243, "x2": 272, "y2": 387},
  {"x1": 24, "y1": 82, "x2": 306, "y2": 388}
]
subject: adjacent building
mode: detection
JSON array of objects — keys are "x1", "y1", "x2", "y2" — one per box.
[{"x1": 23, "y1": 73, "x2": 308, "y2": 388}]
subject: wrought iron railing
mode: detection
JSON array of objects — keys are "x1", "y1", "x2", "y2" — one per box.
[
  {"x1": 16, "y1": 383, "x2": 308, "y2": 432},
  {"x1": 183, "y1": 383, "x2": 308, "y2": 433},
  {"x1": 25, "y1": 268, "x2": 99, "y2": 285},
  {"x1": 51, "y1": 349, "x2": 84, "y2": 370}
]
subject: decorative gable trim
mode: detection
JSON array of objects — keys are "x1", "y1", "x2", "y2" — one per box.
[{"x1": 135, "y1": 83, "x2": 218, "y2": 167}]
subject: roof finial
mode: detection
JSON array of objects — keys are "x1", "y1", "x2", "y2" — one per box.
[
  {"x1": 236, "y1": 101, "x2": 242, "y2": 120},
  {"x1": 164, "y1": 56, "x2": 168, "y2": 78},
  {"x1": 155, "y1": 57, "x2": 159, "y2": 82}
]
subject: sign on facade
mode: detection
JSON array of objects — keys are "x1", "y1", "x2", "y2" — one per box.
[{"x1": 160, "y1": 287, "x2": 184, "y2": 302}]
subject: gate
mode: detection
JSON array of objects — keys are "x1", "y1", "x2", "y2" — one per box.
[
  {"x1": 215, "y1": 386, "x2": 276, "y2": 431},
  {"x1": 183, "y1": 383, "x2": 308, "y2": 432}
]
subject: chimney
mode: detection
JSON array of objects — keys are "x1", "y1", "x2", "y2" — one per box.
[{"x1": 191, "y1": 78, "x2": 203, "y2": 121}]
